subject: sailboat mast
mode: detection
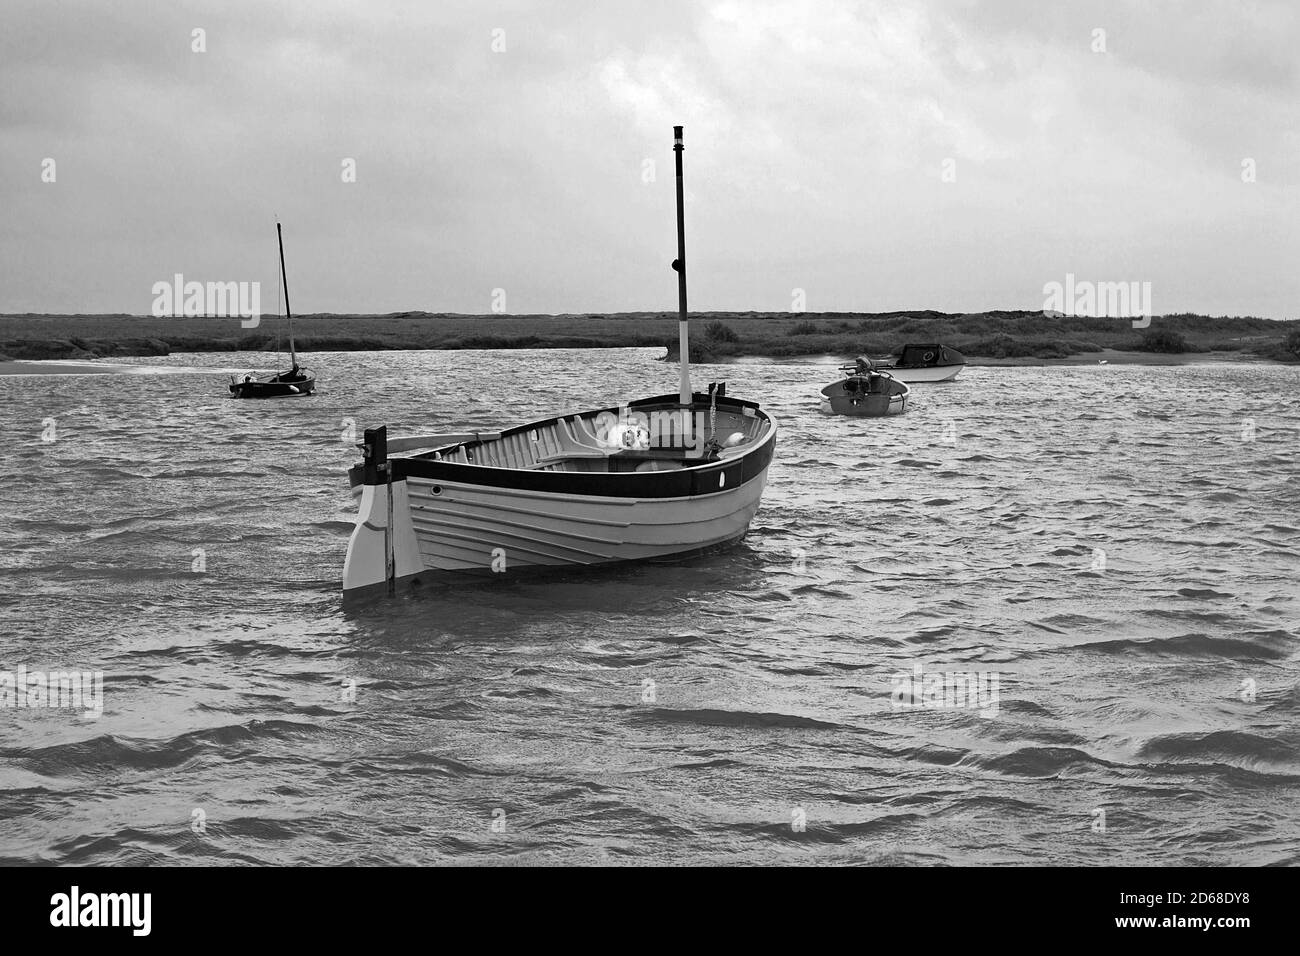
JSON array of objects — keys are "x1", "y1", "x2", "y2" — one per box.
[
  {"x1": 673, "y1": 125, "x2": 691, "y2": 406},
  {"x1": 276, "y1": 221, "x2": 297, "y2": 367}
]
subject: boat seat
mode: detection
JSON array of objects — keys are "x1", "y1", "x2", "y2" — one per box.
[
  {"x1": 563, "y1": 416, "x2": 609, "y2": 452},
  {"x1": 533, "y1": 416, "x2": 613, "y2": 466},
  {"x1": 635, "y1": 459, "x2": 684, "y2": 472},
  {"x1": 569, "y1": 415, "x2": 604, "y2": 446},
  {"x1": 715, "y1": 442, "x2": 750, "y2": 460}
]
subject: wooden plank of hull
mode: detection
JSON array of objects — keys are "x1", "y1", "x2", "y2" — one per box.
[{"x1": 405, "y1": 472, "x2": 768, "y2": 571}]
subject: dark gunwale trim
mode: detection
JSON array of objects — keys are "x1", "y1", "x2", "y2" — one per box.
[{"x1": 350, "y1": 393, "x2": 775, "y2": 499}]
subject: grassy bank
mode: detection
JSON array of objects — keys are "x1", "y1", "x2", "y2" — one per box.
[{"x1": 2, "y1": 310, "x2": 1296, "y2": 363}]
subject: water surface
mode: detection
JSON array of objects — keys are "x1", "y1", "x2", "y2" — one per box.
[{"x1": 1, "y1": 349, "x2": 1296, "y2": 865}]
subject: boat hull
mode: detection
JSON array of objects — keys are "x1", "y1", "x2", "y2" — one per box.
[
  {"x1": 879, "y1": 363, "x2": 963, "y2": 383},
  {"x1": 818, "y1": 374, "x2": 909, "y2": 417},
  {"x1": 818, "y1": 393, "x2": 907, "y2": 416},
  {"x1": 229, "y1": 380, "x2": 316, "y2": 398},
  {"x1": 878, "y1": 343, "x2": 965, "y2": 383},
  {"x1": 344, "y1": 468, "x2": 770, "y2": 588},
  {"x1": 229, "y1": 368, "x2": 316, "y2": 398}
]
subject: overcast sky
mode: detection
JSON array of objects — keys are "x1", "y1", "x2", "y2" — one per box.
[{"x1": 1, "y1": 0, "x2": 1296, "y2": 318}]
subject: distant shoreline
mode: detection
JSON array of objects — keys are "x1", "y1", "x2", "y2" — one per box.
[
  {"x1": 0, "y1": 349, "x2": 1288, "y2": 378},
  {"x1": 717, "y1": 348, "x2": 1285, "y2": 367},
  {"x1": 2, "y1": 310, "x2": 1296, "y2": 366}
]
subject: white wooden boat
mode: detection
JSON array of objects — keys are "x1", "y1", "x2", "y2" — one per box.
[
  {"x1": 342, "y1": 127, "x2": 778, "y2": 592},
  {"x1": 876, "y1": 343, "x2": 965, "y2": 382},
  {"x1": 819, "y1": 363, "x2": 909, "y2": 417}
]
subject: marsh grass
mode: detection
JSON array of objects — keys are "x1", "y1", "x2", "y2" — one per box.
[{"x1": 0, "y1": 310, "x2": 1292, "y2": 362}]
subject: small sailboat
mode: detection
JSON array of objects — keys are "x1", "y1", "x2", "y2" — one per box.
[
  {"x1": 341, "y1": 127, "x2": 778, "y2": 593},
  {"x1": 875, "y1": 343, "x2": 965, "y2": 383},
  {"x1": 819, "y1": 357, "x2": 910, "y2": 417},
  {"x1": 230, "y1": 222, "x2": 316, "y2": 398}
]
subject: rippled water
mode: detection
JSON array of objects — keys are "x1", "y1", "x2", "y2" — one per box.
[{"x1": 1, "y1": 349, "x2": 1297, "y2": 865}]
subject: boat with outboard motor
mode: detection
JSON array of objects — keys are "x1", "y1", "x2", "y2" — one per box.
[
  {"x1": 341, "y1": 127, "x2": 778, "y2": 592},
  {"x1": 819, "y1": 357, "x2": 910, "y2": 417}
]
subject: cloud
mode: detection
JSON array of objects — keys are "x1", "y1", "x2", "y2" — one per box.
[{"x1": 0, "y1": 0, "x2": 1295, "y2": 317}]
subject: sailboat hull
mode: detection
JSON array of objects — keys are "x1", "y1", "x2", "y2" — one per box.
[
  {"x1": 229, "y1": 369, "x2": 316, "y2": 398},
  {"x1": 229, "y1": 379, "x2": 316, "y2": 398}
]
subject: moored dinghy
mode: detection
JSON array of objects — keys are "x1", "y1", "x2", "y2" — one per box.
[
  {"x1": 819, "y1": 357, "x2": 910, "y2": 417},
  {"x1": 876, "y1": 343, "x2": 965, "y2": 383},
  {"x1": 341, "y1": 126, "x2": 778, "y2": 592}
]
